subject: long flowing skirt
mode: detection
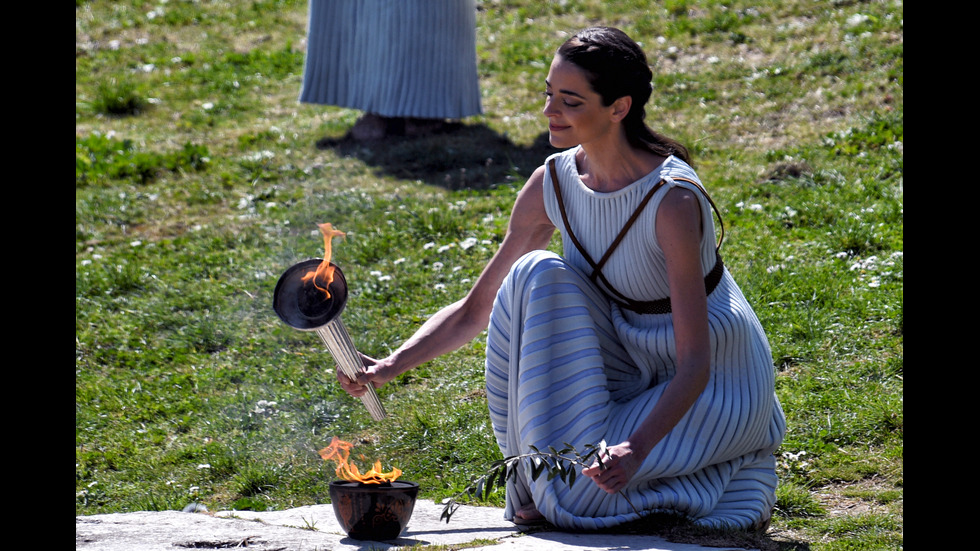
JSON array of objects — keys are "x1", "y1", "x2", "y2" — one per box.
[
  {"x1": 485, "y1": 250, "x2": 786, "y2": 530},
  {"x1": 299, "y1": 0, "x2": 482, "y2": 119}
]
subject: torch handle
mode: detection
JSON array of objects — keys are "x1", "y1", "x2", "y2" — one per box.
[{"x1": 315, "y1": 319, "x2": 388, "y2": 421}]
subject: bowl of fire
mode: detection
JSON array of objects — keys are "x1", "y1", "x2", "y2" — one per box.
[{"x1": 329, "y1": 480, "x2": 420, "y2": 541}]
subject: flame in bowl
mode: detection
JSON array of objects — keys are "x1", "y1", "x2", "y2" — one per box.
[
  {"x1": 300, "y1": 223, "x2": 346, "y2": 298},
  {"x1": 319, "y1": 436, "x2": 402, "y2": 484}
]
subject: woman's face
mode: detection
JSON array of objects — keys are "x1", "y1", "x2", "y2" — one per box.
[{"x1": 543, "y1": 55, "x2": 620, "y2": 149}]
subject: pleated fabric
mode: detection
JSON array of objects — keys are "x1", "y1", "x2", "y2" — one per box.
[
  {"x1": 484, "y1": 148, "x2": 786, "y2": 530},
  {"x1": 298, "y1": 0, "x2": 483, "y2": 119}
]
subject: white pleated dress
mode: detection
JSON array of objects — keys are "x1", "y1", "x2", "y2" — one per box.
[
  {"x1": 299, "y1": 0, "x2": 482, "y2": 119},
  {"x1": 485, "y1": 147, "x2": 787, "y2": 530}
]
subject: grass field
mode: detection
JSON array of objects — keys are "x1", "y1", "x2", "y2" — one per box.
[{"x1": 76, "y1": 1, "x2": 902, "y2": 549}]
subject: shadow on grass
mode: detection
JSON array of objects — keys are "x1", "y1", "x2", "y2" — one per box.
[{"x1": 315, "y1": 122, "x2": 558, "y2": 191}]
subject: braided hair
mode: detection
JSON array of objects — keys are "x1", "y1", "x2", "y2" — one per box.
[{"x1": 557, "y1": 27, "x2": 692, "y2": 165}]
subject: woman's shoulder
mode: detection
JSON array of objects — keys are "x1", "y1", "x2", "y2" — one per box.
[
  {"x1": 660, "y1": 155, "x2": 701, "y2": 184},
  {"x1": 545, "y1": 146, "x2": 579, "y2": 169},
  {"x1": 542, "y1": 147, "x2": 581, "y2": 191}
]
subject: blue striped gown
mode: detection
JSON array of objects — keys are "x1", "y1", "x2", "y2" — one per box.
[
  {"x1": 485, "y1": 148, "x2": 787, "y2": 530},
  {"x1": 298, "y1": 0, "x2": 482, "y2": 119}
]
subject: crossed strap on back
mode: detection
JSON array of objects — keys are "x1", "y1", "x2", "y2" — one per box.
[{"x1": 548, "y1": 158, "x2": 725, "y2": 315}]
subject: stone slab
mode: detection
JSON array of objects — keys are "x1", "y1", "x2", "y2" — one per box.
[{"x1": 76, "y1": 499, "x2": 757, "y2": 551}]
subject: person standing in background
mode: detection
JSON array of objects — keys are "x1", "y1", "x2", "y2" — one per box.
[{"x1": 299, "y1": 0, "x2": 483, "y2": 141}]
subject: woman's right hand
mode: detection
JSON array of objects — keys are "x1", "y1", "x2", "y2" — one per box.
[
  {"x1": 336, "y1": 353, "x2": 391, "y2": 397},
  {"x1": 335, "y1": 165, "x2": 554, "y2": 400}
]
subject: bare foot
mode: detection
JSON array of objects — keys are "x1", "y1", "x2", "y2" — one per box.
[
  {"x1": 349, "y1": 113, "x2": 388, "y2": 141},
  {"x1": 513, "y1": 503, "x2": 544, "y2": 525}
]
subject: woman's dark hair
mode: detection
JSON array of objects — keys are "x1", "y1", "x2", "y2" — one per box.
[{"x1": 558, "y1": 27, "x2": 692, "y2": 165}]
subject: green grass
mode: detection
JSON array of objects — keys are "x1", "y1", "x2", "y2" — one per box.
[{"x1": 76, "y1": 1, "x2": 902, "y2": 549}]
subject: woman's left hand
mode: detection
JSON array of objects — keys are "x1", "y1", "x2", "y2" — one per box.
[{"x1": 580, "y1": 441, "x2": 642, "y2": 494}]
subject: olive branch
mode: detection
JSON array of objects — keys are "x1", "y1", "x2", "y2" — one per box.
[{"x1": 440, "y1": 440, "x2": 639, "y2": 523}]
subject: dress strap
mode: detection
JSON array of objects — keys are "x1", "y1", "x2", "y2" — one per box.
[
  {"x1": 547, "y1": 158, "x2": 726, "y2": 314},
  {"x1": 592, "y1": 177, "x2": 668, "y2": 278},
  {"x1": 549, "y1": 159, "x2": 602, "y2": 276}
]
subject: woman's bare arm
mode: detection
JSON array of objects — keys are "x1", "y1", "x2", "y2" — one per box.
[
  {"x1": 583, "y1": 185, "x2": 712, "y2": 492},
  {"x1": 341, "y1": 166, "x2": 556, "y2": 395}
]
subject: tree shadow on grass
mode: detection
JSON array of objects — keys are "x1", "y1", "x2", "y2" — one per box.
[{"x1": 315, "y1": 122, "x2": 558, "y2": 191}]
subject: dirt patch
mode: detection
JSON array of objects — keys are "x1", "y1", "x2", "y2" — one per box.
[{"x1": 815, "y1": 477, "x2": 901, "y2": 518}]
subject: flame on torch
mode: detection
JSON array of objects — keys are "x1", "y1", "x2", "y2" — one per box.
[
  {"x1": 319, "y1": 436, "x2": 402, "y2": 484},
  {"x1": 300, "y1": 223, "x2": 346, "y2": 298}
]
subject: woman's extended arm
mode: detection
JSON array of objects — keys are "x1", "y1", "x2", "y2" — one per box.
[
  {"x1": 583, "y1": 185, "x2": 712, "y2": 493},
  {"x1": 340, "y1": 166, "x2": 556, "y2": 397}
]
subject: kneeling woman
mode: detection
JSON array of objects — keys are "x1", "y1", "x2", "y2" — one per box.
[{"x1": 340, "y1": 26, "x2": 787, "y2": 531}]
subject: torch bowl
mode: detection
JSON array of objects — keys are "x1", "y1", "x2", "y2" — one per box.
[
  {"x1": 272, "y1": 259, "x2": 348, "y2": 330},
  {"x1": 329, "y1": 480, "x2": 419, "y2": 541}
]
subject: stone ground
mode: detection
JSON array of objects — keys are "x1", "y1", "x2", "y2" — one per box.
[{"x1": 75, "y1": 499, "x2": 761, "y2": 551}]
